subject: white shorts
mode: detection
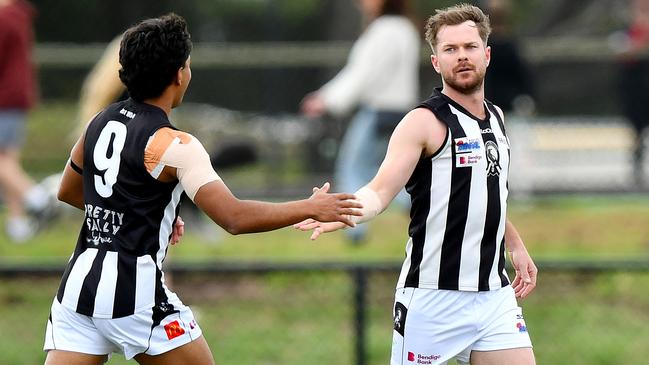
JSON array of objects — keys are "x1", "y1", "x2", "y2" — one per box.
[
  {"x1": 391, "y1": 285, "x2": 532, "y2": 365},
  {"x1": 44, "y1": 297, "x2": 203, "y2": 360}
]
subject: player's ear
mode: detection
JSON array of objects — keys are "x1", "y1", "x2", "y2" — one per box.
[
  {"x1": 485, "y1": 45, "x2": 491, "y2": 67},
  {"x1": 175, "y1": 67, "x2": 183, "y2": 86},
  {"x1": 431, "y1": 54, "x2": 441, "y2": 74}
]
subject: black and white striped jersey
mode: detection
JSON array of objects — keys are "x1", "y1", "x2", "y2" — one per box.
[
  {"x1": 397, "y1": 88, "x2": 511, "y2": 292},
  {"x1": 56, "y1": 99, "x2": 183, "y2": 318}
]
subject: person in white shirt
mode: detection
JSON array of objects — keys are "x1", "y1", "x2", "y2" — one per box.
[{"x1": 300, "y1": 0, "x2": 420, "y2": 243}]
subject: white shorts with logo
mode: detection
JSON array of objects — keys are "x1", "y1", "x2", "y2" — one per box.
[
  {"x1": 44, "y1": 297, "x2": 203, "y2": 360},
  {"x1": 391, "y1": 285, "x2": 532, "y2": 365}
]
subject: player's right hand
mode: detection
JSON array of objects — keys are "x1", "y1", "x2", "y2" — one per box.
[{"x1": 307, "y1": 182, "x2": 362, "y2": 228}]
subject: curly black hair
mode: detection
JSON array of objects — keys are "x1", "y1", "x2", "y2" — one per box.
[{"x1": 118, "y1": 13, "x2": 192, "y2": 101}]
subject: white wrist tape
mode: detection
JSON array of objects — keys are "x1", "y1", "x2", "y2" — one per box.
[{"x1": 352, "y1": 186, "x2": 383, "y2": 224}]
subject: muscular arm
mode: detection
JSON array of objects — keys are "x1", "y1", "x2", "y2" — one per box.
[
  {"x1": 194, "y1": 181, "x2": 357, "y2": 235},
  {"x1": 296, "y1": 108, "x2": 447, "y2": 238},
  {"x1": 365, "y1": 108, "x2": 445, "y2": 210},
  {"x1": 505, "y1": 218, "x2": 537, "y2": 299},
  {"x1": 147, "y1": 128, "x2": 361, "y2": 235},
  {"x1": 58, "y1": 131, "x2": 85, "y2": 210}
]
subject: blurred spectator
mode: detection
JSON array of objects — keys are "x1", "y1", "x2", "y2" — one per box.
[
  {"x1": 612, "y1": 0, "x2": 649, "y2": 189},
  {"x1": 74, "y1": 35, "x2": 126, "y2": 137},
  {"x1": 300, "y1": 0, "x2": 420, "y2": 243},
  {"x1": 0, "y1": 0, "x2": 52, "y2": 242},
  {"x1": 483, "y1": 0, "x2": 534, "y2": 114},
  {"x1": 483, "y1": 0, "x2": 536, "y2": 200}
]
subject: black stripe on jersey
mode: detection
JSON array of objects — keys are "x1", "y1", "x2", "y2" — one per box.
[
  {"x1": 76, "y1": 249, "x2": 107, "y2": 315},
  {"x1": 477, "y1": 116, "x2": 501, "y2": 291},
  {"x1": 487, "y1": 103, "x2": 511, "y2": 287},
  {"x1": 498, "y1": 237, "x2": 509, "y2": 286},
  {"x1": 487, "y1": 103, "x2": 511, "y2": 163},
  {"x1": 113, "y1": 254, "x2": 137, "y2": 318},
  {"x1": 154, "y1": 262, "x2": 170, "y2": 308},
  {"x1": 487, "y1": 102, "x2": 507, "y2": 136},
  {"x1": 438, "y1": 108, "x2": 471, "y2": 290},
  {"x1": 404, "y1": 156, "x2": 432, "y2": 287}
]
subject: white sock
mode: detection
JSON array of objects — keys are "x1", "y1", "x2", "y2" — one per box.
[
  {"x1": 6, "y1": 216, "x2": 34, "y2": 242},
  {"x1": 24, "y1": 185, "x2": 49, "y2": 212}
]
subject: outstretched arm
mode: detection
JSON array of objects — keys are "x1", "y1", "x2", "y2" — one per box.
[
  {"x1": 295, "y1": 108, "x2": 447, "y2": 239},
  {"x1": 505, "y1": 218, "x2": 537, "y2": 299},
  {"x1": 195, "y1": 181, "x2": 361, "y2": 235},
  {"x1": 148, "y1": 129, "x2": 362, "y2": 235}
]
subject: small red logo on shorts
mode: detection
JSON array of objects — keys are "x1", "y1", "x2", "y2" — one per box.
[
  {"x1": 164, "y1": 320, "x2": 186, "y2": 340},
  {"x1": 408, "y1": 352, "x2": 415, "y2": 361}
]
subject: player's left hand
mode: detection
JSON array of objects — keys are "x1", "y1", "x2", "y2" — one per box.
[
  {"x1": 300, "y1": 92, "x2": 327, "y2": 118},
  {"x1": 169, "y1": 216, "x2": 185, "y2": 245},
  {"x1": 293, "y1": 218, "x2": 346, "y2": 240},
  {"x1": 509, "y1": 248, "x2": 537, "y2": 299}
]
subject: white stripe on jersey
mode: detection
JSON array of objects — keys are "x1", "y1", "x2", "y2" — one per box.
[
  {"x1": 491, "y1": 113, "x2": 511, "y2": 289},
  {"x1": 61, "y1": 248, "x2": 98, "y2": 310},
  {"x1": 134, "y1": 255, "x2": 157, "y2": 312},
  {"x1": 155, "y1": 183, "x2": 184, "y2": 303},
  {"x1": 93, "y1": 251, "x2": 118, "y2": 316},
  {"x1": 398, "y1": 237, "x2": 414, "y2": 286},
  {"x1": 156, "y1": 183, "x2": 183, "y2": 267},
  {"x1": 454, "y1": 105, "x2": 488, "y2": 291}
]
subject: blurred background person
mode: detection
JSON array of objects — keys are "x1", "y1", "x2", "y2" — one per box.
[
  {"x1": 0, "y1": 0, "x2": 53, "y2": 242},
  {"x1": 612, "y1": 0, "x2": 649, "y2": 189},
  {"x1": 74, "y1": 35, "x2": 126, "y2": 137},
  {"x1": 483, "y1": 0, "x2": 535, "y2": 116},
  {"x1": 300, "y1": 0, "x2": 420, "y2": 244},
  {"x1": 482, "y1": 0, "x2": 536, "y2": 201}
]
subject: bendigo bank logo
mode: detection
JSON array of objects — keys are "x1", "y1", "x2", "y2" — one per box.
[
  {"x1": 407, "y1": 351, "x2": 441, "y2": 364},
  {"x1": 164, "y1": 320, "x2": 186, "y2": 340}
]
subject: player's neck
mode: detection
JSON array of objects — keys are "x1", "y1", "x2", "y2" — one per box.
[
  {"x1": 442, "y1": 86, "x2": 486, "y2": 119},
  {"x1": 142, "y1": 93, "x2": 174, "y2": 116}
]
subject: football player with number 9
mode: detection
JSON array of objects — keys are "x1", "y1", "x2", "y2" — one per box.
[{"x1": 43, "y1": 13, "x2": 362, "y2": 365}]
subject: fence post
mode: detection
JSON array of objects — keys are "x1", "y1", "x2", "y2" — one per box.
[{"x1": 352, "y1": 268, "x2": 367, "y2": 365}]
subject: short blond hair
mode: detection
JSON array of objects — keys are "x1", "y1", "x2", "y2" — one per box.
[{"x1": 424, "y1": 3, "x2": 491, "y2": 53}]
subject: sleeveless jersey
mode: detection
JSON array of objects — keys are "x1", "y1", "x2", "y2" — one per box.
[
  {"x1": 56, "y1": 99, "x2": 184, "y2": 318},
  {"x1": 397, "y1": 88, "x2": 511, "y2": 292}
]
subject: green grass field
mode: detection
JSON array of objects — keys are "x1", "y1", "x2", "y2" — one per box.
[
  {"x1": 1, "y1": 102, "x2": 649, "y2": 364},
  {"x1": 2, "y1": 269, "x2": 649, "y2": 365},
  {"x1": 2, "y1": 195, "x2": 648, "y2": 261}
]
